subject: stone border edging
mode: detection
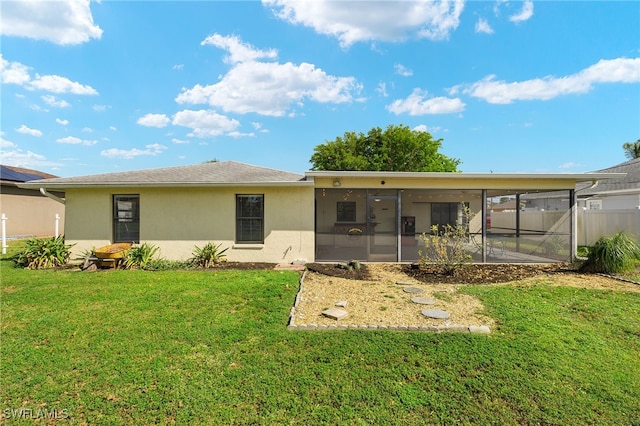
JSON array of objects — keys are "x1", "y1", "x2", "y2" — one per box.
[
  {"x1": 596, "y1": 273, "x2": 640, "y2": 286},
  {"x1": 287, "y1": 269, "x2": 490, "y2": 334}
]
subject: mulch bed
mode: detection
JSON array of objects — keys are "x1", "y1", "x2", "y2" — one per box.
[{"x1": 306, "y1": 262, "x2": 584, "y2": 285}]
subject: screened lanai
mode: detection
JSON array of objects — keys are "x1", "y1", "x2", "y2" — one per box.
[{"x1": 307, "y1": 170, "x2": 622, "y2": 264}]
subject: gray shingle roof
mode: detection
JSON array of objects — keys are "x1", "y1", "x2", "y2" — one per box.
[
  {"x1": 20, "y1": 161, "x2": 307, "y2": 188},
  {"x1": 577, "y1": 158, "x2": 640, "y2": 195}
]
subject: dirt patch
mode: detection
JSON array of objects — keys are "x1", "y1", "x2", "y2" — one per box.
[{"x1": 293, "y1": 263, "x2": 639, "y2": 329}]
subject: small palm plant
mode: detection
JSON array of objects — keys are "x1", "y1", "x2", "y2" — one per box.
[
  {"x1": 189, "y1": 242, "x2": 228, "y2": 268},
  {"x1": 12, "y1": 236, "x2": 74, "y2": 269},
  {"x1": 123, "y1": 243, "x2": 159, "y2": 269},
  {"x1": 582, "y1": 232, "x2": 640, "y2": 274}
]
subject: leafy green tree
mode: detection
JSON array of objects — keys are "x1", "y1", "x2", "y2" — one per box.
[
  {"x1": 310, "y1": 124, "x2": 460, "y2": 171},
  {"x1": 622, "y1": 139, "x2": 640, "y2": 160}
]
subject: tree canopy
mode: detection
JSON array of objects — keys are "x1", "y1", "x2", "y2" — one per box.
[
  {"x1": 310, "y1": 124, "x2": 460, "y2": 172},
  {"x1": 623, "y1": 139, "x2": 640, "y2": 160}
]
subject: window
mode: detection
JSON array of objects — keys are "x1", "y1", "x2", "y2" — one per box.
[
  {"x1": 587, "y1": 200, "x2": 602, "y2": 210},
  {"x1": 337, "y1": 201, "x2": 356, "y2": 222},
  {"x1": 236, "y1": 195, "x2": 264, "y2": 243},
  {"x1": 113, "y1": 195, "x2": 139, "y2": 243}
]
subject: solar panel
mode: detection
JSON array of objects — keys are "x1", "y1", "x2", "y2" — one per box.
[{"x1": 0, "y1": 165, "x2": 45, "y2": 182}]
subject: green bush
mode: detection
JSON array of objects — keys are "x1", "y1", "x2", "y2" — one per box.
[
  {"x1": 582, "y1": 232, "x2": 640, "y2": 274},
  {"x1": 123, "y1": 243, "x2": 160, "y2": 269},
  {"x1": 12, "y1": 236, "x2": 73, "y2": 269},
  {"x1": 419, "y1": 204, "x2": 472, "y2": 276},
  {"x1": 189, "y1": 242, "x2": 228, "y2": 268},
  {"x1": 143, "y1": 258, "x2": 191, "y2": 271}
]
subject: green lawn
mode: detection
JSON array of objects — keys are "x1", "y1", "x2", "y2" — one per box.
[{"x1": 1, "y1": 257, "x2": 639, "y2": 425}]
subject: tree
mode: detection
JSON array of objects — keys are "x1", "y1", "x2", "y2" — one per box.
[
  {"x1": 310, "y1": 124, "x2": 460, "y2": 172},
  {"x1": 623, "y1": 139, "x2": 640, "y2": 160}
]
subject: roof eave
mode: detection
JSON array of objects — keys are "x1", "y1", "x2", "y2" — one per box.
[{"x1": 305, "y1": 171, "x2": 626, "y2": 181}]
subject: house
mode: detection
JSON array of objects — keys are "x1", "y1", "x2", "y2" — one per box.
[
  {"x1": 19, "y1": 161, "x2": 623, "y2": 264},
  {"x1": 574, "y1": 158, "x2": 640, "y2": 244},
  {"x1": 576, "y1": 157, "x2": 640, "y2": 210},
  {"x1": 0, "y1": 165, "x2": 65, "y2": 239}
]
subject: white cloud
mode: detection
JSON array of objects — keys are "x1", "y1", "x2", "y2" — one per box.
[
  {"x1": 81, "y1": 127, "x2": 93, "y2": 133},
  {"x1": 0, "y1": 0, "x2": 103, "y2": 45},
  {"x1": 177, "y1": 60, "x2": 361, "y2": 116},
  {"x1": 228, "y1": 131, "x2": 255, "y2": 138},
  {"x1": 93, "y1": 104, "x2": 109, "y2": 112},
  {"x1": 30, "y1": 74, "x2": 98, "y2": 95},
  {"x1": 56, "y1": 118, "x2": 69, "y2": 125},
  {"x1": 172, "y1": 109, "x2": 240, "y2": 137},
  {"x1": 413, "y1": 124, "x2": 429, "y2": 132},
  {"x1": 16, "y1": 124, "x2": 43, "y2": 137},
  {"x1": 263, "y1": 0, "x2": 464, "y2": 47},
  {"x1": 387, "y1": 88, "x2": 465, "y2": 115},
  {"x1": 100, "y1": 144, "x2": 168, "y2": 160},
  {"x1": 42, "y1": 95, "x2": 71, "y2": 108},
  {"x1": 109, "y1": 126, "x2": 117, "y2": 131},
  {"x1": 201, "y1": 33, "x2": 278, "y2": 64},
  {"x1": 0, "y1": 148, "x2": 58, "y2": 168},
  {"x1": 173, "y1": 64, "x2": 184, "y2": 71},
  {"x1": 475, "y1": 17, "x2": 494, "y2": 34},
  {"x1": 56, "y1": 136, "x2": 97, "y2": 146},
  {"x1": 0, "y1": 134, "x2": 17, "y2": 148},
  {"x1": 394, "y1": 64, "x2": 413, "y2": 77},
  {"x1": 251, "y1": 122, "x2": 269, "y2": 133},
  {"x1": 464, "y1": 57, "x2": 640, "y2": 104},
  {"x1": 137, "y1": 113, "x2": 170, "y2": 128},
  {"x1": 171, "y1": 138, "x2": 190, "y2": 144},
  {"x1": 509, "y1": 0, "x2": 534, "y2": 23},
  {"x1": 1, "y1": 55, "x2": 98, "y2": 95},
  {"x1": 376, "y1": 82, "x2": 388, "y2": 97},
  {"x1": 0, "y1": 54, "x2": 30, "y2": 84}
]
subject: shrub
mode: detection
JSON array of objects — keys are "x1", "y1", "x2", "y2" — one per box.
[
  {"x1": 143, "y1": 258, "x2": 191, "y2": 271},
  {"x1": 123, "y1": 243, "x2": 160, "y2": 269},
  {"x1": 582, "y1": 232, "x2": 640, "y2": 274},
  {"x1": 12, "y1": 236, "x2": 73, "y2": 269},
  {"x1": 419, "y1": 204, "x2": 472, "y2": 276},
  {"x1": 189, "y1": 242, "x2": 228, "y2": 268}
]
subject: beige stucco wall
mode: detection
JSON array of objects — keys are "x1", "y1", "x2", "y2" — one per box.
[
  {"x1": 64, "y1": 186, "x2": 315, "y2": 263},
  {"x1": 312, "y1": 176, "x2": 577, "y2": 191},
  {"x1": 0, "y1": 188, "x2": 65, "y2": 237}
]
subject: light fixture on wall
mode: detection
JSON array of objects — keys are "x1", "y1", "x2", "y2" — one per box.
[{"x1": 333, "y1": 179, "x2": 341, "y2": 187}]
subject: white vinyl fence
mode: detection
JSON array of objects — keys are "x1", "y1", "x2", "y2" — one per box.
[
  {"x1": 492, "y1": 209, "x2": 640, "y2": 248},
  {"x1": 577, "y1": 209, "x2": 640, "y2": 246}
]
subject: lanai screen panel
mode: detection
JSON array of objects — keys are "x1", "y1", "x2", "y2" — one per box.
[
  {"x1": 486, "y1": 189, "x2": 572, "y2": 263},
  {"x1": 315, "y1": 188, "x2": 369, "y2": 261}
]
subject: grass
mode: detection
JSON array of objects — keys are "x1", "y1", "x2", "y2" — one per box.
[{"x1": 1, "y1": 244, "x2": 640, "y2": 424}]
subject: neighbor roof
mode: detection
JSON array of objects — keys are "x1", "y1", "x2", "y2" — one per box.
[
  {"x1": 576, "y1": 158, "x2": 640, "y2": 196},
  {"x1": 18, "y1": 161, "x2": 310, "y2": 189},
  {"x1": 1, "y1": 165, "x2": 58, "y2": 184}
]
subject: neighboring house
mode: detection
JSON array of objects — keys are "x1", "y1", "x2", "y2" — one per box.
[
  {"x1": 574, "y1": 158, "x2": 640, "y2": 244},
  {"x1": 0, "y1": 165, "x2": 65, "y2": 238},
  {"x1": 19, "y1": 161, "x2": 623, "y2": 264},
  {"x1": 576, "y1": 158, "x2": 640, "y2": 210}
]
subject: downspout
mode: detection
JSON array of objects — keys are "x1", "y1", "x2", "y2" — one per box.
[{"x1": 40, "y1": 187, "x2": 65, "y2": 205}]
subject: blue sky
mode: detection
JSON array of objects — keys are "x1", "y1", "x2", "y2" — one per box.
[{"x1": 1, "y1": 0, "x2": 638, "y2": 177}]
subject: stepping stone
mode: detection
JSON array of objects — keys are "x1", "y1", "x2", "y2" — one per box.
[
  {"x1": 469, "y1": 325, "x2": 491, "y2": 334},
  {"x1": 411, "y1": 297, "x2": 435, "y2": 305},
  {"x1": 421, "y1": 309, "x2": 450, "y2": 319},
  {"x1": 403, "y1": 287, "x2": 424, "y2": 294},
  {"x1": 335, "y1": 300, "x2": 347, "y2": 308},
  {"x1": 322, "y1": 308, "x2": 348, "y2": 320}
]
